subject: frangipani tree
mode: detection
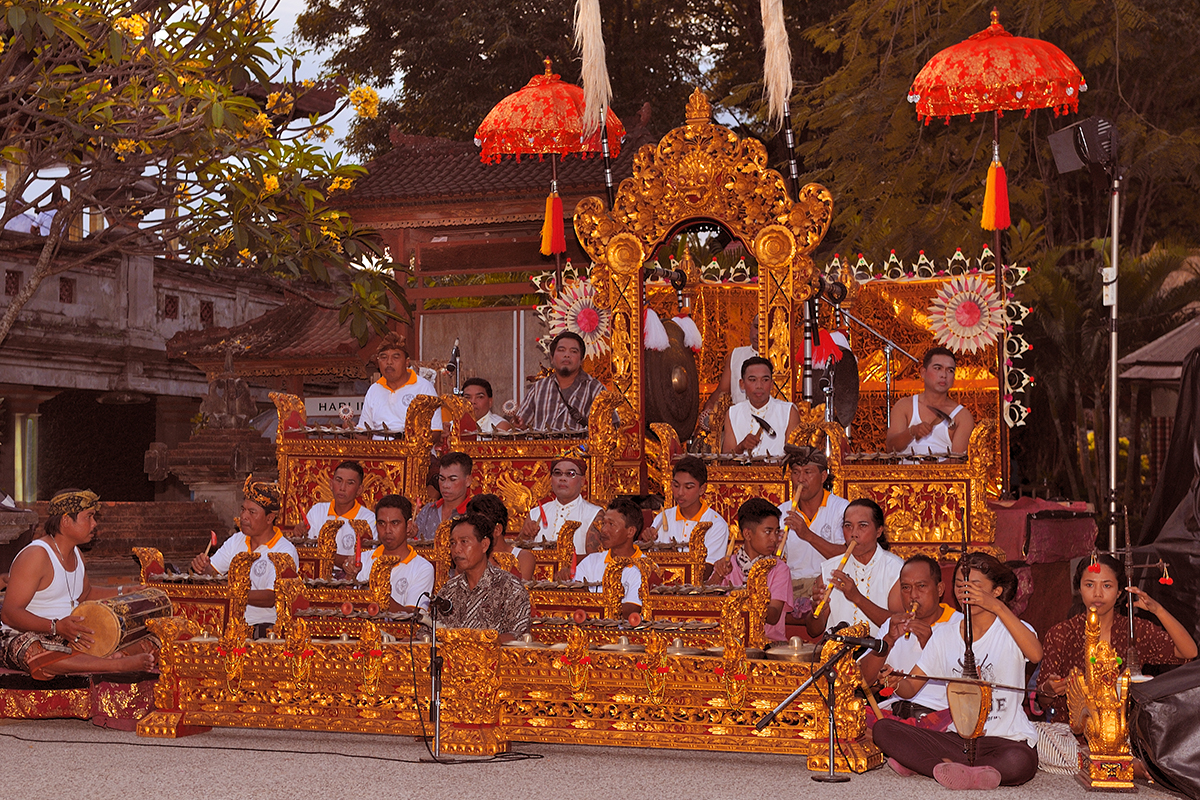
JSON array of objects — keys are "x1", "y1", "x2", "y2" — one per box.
[{"x1": 0, "y1": 0, "x2": 405, "y2": 345}]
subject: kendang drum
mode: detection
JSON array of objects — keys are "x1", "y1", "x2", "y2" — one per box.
[{"x1": 73, "y1": 587, "x2": 173, "y2": 656}]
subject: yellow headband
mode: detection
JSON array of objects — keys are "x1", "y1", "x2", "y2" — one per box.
[{"x1": 48, "y1": 490, "x2": 99, "y2": 518}]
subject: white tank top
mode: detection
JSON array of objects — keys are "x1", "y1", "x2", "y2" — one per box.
[
  {"x1": 904, "y1": 394, "x2": 964, "y2": 456},
  {"x1": 2, "y1": 538, "x2": 85, "y2": 631},
  {"x1": 728, "y1": 396, "x2": 793, "y2": 457}
]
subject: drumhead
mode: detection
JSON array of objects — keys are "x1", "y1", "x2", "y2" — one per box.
[{"x1": 74, "y1": 601, "x2": 121, "y2": 657}]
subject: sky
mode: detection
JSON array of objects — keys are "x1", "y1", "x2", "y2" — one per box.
[{"x1": 271, "y1": 0, "x2": 355, "y2": 157}]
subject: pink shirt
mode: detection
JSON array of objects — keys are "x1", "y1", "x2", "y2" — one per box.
[{"x1": 723, "y1": 556, "x2": 794, "y2": 643}]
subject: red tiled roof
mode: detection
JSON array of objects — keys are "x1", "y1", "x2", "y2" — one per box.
[
  {"x1": 167, "y1": 293, "x2": 364, "y2": 375},
  {"x1": 345, "y1": 125, "x2": 657, "y2": 204}
]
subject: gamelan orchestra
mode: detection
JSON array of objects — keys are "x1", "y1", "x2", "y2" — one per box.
[{"x1": 1, "y1": 88, "x2": 1197, "y2": 793}]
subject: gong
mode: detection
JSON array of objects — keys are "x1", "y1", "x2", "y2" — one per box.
[{"x1": 644, "y1": 319, "x2": 700, "y2": 442}]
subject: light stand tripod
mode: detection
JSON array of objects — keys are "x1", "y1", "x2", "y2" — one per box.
[{"x1": 756, "y1": 642, "x2": 860, "y2": 782}]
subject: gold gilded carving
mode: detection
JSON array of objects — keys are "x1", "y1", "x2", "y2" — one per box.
[
  {"x1": 491, "y1": 552, "x2": 518, "y2": 574},
  {"x1": 134, "y1": 546, "x2": 163, "y2": 584},
  {"x1": 282, "y1": 615, "x2": 316, "y2": 692},
  {"x1": 647, "y1": 422, "x2": 678, "y2": 503},
  {"x1": 226, "y1": 552, "x2": 256, "y2": 628},
  {"x1": 493, "y1": 469, "x2": 552, "y2": 534},
  {"x1": 1067, "y1": 608, "x2": 1135, "y2": 790},
  {"x1": 606, "y1": 232, "x2": 645, "y2": 276},
  {"x1": 743, "y1": 557, "x2": 777, "y2": 649},
  {"x1": 432, "y1": 518, "x2": 454, "y2": 592},
  {"x1": 367, "y1": 555, "x2": 402, "y2": 607},
  {"x1": 586, "y1": 390, "x2": 625, "y2": 505},
  {"x1": 561, "y1": 625, "x2": 591, "y2": 698},
  {"x1": 274, "y1": 577, "x2": 305, "y2": 626},
  {"x1": 355, "y1": 621, "x2": 385, "y2": 697},
  {"x1": 601, "y1": 558, "x2": 657, "y2": 619},
  {"x1": 440, "y1": 394, "x2": 473, "y2": 445},
  {"x1": 218, "y1": 617, "x2": 252, "y2": 696},
  {"x1": 685, "y1": 87, "x2": 712, "y2": 124},
  {"x1": 640, "y1": 631, "x2": 669, "y2": 705},
  {"x1": 270, "y1": 391, "x2": 306, "y2": 440},
  {"x1": 753, "y1": 224, "x2": 796, "y2": 268}
]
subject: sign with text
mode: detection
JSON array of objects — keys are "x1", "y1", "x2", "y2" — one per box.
[{"x1": 304, "y1": 396, "x2": 365, "y2": 418}]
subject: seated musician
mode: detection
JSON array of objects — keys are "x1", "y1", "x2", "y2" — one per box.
[
  {"x1": 642, "y1": 456, "x2": 729, "y2": 568},
  {"x1": 861, "y1": 555, "x2": 961, "y2": 731},
  {"x1": 699, "y1": 313, "x2": 758, "y2": 432},
  {"x1": 461, "y1": 377, "x2": 512, "y2": 434},
  {"x1": 299, "y1": 460, "x2": 376, "y2": 575},
  {"x1": 414, "y1": 451, "x2": 473, "y2": 542},
  {"x1": 805, "y1": 498, "x2": 902, "y2": 638},
  {"x1": 875, "y1": 553, "x2": 1042, "y2": 789},
  {"x1": 708, "y1": 498, "x2": 792, "y2": 644},
  {"x1": 1036, "y1": 553, "x2": 1195, "y2": 720},
  {"x1": 357, "y1": 333, "x2": 442, "y2": 440},
  {"x1": 355, "y1": 494, "x2": 433, "y2": 612},
  {"x1": 520, "y1": 454, "x2": 601, "y2": 555},
  {"x1": 565, "y1": 496, "x2": 647, "y2": 622},
  {"x1": 469, "y1": 493, "x2": 534, "y2": 581},
  {"x1": 721, "y1": 357, "x2": 800, "y2": 457},
  {"x1": 191, "y1": 476, "x2": 300, "y2": 637},
  {"x1": 0, "y1": 489, "x2": 155, "y2": 679},
  {"x1": 435, "y1": 514, "x2": 531, "y2": 641},
  {"x1": 885, "y1": 346, "x2": 975, "y2": 457},
  {"x1": 513, "y1": 332, "x2": 604, "y2": 433},
  {"x1": 778, "y1": 447, "x2": 849, "y2": 611}
]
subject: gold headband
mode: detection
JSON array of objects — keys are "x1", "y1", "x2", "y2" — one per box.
[
  {"x1": 242, "y1": 475, "x2": 281, "y2": 514},
  {"x1": 48, "y1": 490, "x2": 99, "y2": 518}
]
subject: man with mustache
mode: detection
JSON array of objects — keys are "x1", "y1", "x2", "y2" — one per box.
[
  {"x1": 513, "y1": 332, "x2": 604, "y2": 433},
  {"x1": 433, "y1": 513, "x2": 531, "y2": 641}
]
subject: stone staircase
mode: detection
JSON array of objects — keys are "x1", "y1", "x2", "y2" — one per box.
[{"x1": 26, "y1": 501, "x2": 230, "y2": 579}]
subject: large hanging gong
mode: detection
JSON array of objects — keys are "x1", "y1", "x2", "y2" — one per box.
[{"x1": 644, "y1": 319, "x2": 700, "y2": 441}]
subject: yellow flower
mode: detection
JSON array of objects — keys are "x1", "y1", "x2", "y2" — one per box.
[
  {"x1": 113, "y1": 138, "x2": 139, "y2": 161},
  {"x1": 304, "y1": 124, "x2": 334, "y2": 142},
  {"x1": 238, "y1": 248, "x2": 253, "y2": 262},
  {"x1": 329, "y1": 176, "x2": 355, "y2": 193},
  {"x1": 348, "y1": 86, "x2": 379, "y2": 120},
  {"x1": 261, "y1": 174, "x2": 279, "y2": 196},
  {"x1": 319, "y1": 226, "x2": 343, "y2": 253},
  {"x1": 113, "y1": 15, "x2": 148, "y2": 39},
  {"x1": 266, "y1": 91, "x2": 293, "y2": 115},
  {"x1": 300, "y1": 79, "x2": 315, "y2": 89},
  {"x1": 243, "y1": 112, "x2": 272, "y2": 136},
  {"x1": 0, "y1": 40, "x2": 6, "y2": 57}
]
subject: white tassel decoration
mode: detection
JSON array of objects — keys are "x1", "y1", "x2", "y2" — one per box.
[
  {"x1": 761, "y1": 0, "x2": 792, "y2": 128},
  {"x1": 673, "y1": 315, "x2": 703, "y2": 351},
  {"x1": 574, "y1": 0, "x2": 611, "y2": 138},
  {"x1": 644, "y1": 308, "x2": 670, "y2": 352}
]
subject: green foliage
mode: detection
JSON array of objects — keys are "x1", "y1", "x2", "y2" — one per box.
[
  {"x1": 294, "y1": 0, "x2": 708, "y2": 157},
  {"x1": 0, "y1": 0, "x2": 405, "y2": 345}
]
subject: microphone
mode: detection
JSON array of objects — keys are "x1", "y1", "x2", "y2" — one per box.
[
  {"x1": 446, "y1": 338, "x2": 460, "y2": 373},
  {"x1": 824, "y1": 628, "x2": 889, "y2": 655},
  {"x1": 423, "y1": 592, "x2": 453, "y2": 617}
]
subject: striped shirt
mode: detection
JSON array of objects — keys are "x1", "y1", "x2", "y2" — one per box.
[
  {"x1": 516, "y1": 371, "x2": 605, "y2": 432},
  {"x1": 435, "y1": 563, "x2": 531, "y2": 637}
]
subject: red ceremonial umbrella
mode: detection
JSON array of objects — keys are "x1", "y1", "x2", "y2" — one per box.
[
  {"x1": 908, "y1": 8, "x2": 1085, "y2": 492},
  {"x1": 908, "y1": 8, "x2": 1086, "y2": 239},
  {"x1": 475, "y1": 57, "x2": 626, "y2": 293}
]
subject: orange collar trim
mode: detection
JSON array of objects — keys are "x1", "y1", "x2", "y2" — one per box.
[
  {"x1": 377, "y1": 370, "x2": 417, "y2": 393},
  {"x1": 332, "y1": 501, "x2": 361, "y2": 520},
  {"x1": 674, "y1": 503, "x2": 708, "y2": 523},
  {"x1": 247, "y1": 527, "x2": 284, "y2": 552},
  {"x1": 605, "y1": 545, "x2": 643, "y2": 563},
  {"x1": 373, "y1": 544, "x2": 417, "y2": 564},
  {"x1": 798, "y1": 491, "x2": 830, "y2": 527}
]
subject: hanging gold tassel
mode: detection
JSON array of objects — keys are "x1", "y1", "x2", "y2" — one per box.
[
  {"x1": 761, "y1": 0, "x2": 792, "y2": 129},
  {"x1": 541, "y1": 192, "x2": 565, "y2": 255},
  {"x1": 981, "y1": 140, "x2": 1011, "y2": 231}
]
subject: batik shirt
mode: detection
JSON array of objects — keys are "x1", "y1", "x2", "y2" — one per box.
[
  {"x1": 515, "y1": 372, "x2": 605, "y2": 432},
  {"x1": 435, "y1": 563, "x2": 531, "y2": 637}
]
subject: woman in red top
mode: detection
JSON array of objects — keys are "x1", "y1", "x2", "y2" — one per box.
[{"x1": 1037, "y1": 553, "x2": 1196, "y2": 719}]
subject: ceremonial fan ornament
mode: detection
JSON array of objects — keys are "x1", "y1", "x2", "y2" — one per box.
[
  {"x1": 927, "y1": 274, "x2": 1006, "y2": 354},
  {"x1": 547, "y1": 278, "x2": 612, "y2": 356}
]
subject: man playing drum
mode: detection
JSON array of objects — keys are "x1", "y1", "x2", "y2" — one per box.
[{"x1": 0, "y1": 489, "x2": 155, "y2": 679}]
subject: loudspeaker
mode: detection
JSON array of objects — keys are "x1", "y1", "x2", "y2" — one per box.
[
  {"x1": 1047, "y1": 117, "x2": 1117, "y2": 175},
  {"x1": 1130, "y1": 660, "x2": 1200, "y2": 798}
]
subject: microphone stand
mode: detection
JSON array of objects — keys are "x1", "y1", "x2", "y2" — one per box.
[
  {"x1": 419, "y1": 600, "x2": 445, "y2": 761},
  {"x1": 756, "y1": 642, "x2": 859, "y2": 783}
]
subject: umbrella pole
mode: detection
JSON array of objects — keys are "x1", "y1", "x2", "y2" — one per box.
[
  {"x1": 993, "y1": 110, "x2": 1010, "y2": 495},
  {"x1": 601, "y1": 110, "x2": 615, "y2": 209},
  {"x1": 552, "y1": 153, "x2": 563, "y2": 297}
]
